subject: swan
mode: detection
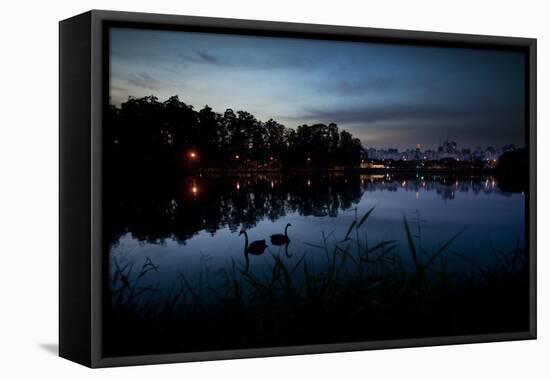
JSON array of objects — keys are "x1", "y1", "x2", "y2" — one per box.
[
  {"x1": 239, "y1": 230, "x2": 267, "y2": 273},
  {"x1": 270, "y1": 223, "x2": 292, "y2": 257},
  {"x1": 270, "y1": 223, "x2": 291, "y2": 245}
]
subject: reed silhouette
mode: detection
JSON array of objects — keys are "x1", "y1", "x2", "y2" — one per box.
[{"x1": 105, "y1": 208, "x2": 529, "y2": 357}]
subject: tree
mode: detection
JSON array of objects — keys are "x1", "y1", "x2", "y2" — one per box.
[{"x1": 107, "y1": 95, "x2": 364, "y2": 170}]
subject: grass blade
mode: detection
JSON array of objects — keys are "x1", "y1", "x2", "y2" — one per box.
[
  {"x1": 422, "y1": 227, "x2": 467, "y2": 271},
  {"x1": 356, "y1": 207, "x2": 376, "y2": 229},
  {"x1": 344, "y1": 220, "x2": 357, "y2": 241},
  {"x1": 403, "y1": 216, "x2": 420, "y2": 273}
]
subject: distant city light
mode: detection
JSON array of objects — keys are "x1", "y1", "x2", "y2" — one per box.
[{"x1": 365, "y1": 141, "x2": 513, "y2": 163}]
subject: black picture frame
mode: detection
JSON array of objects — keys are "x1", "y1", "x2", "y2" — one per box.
[{"x1": 59, "y1": 9, "x2": 537, "y2": 368}]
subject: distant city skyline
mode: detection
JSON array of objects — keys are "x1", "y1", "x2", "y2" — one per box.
[
  {"x1": 110, "y1": 27, "x2": 526, "y2": 150},
  {"x1": 365, "y1": 139, "x2": 517, "y2": 162}
]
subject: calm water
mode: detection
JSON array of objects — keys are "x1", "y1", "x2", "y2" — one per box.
[{"x1": 109, "y1": 173, "x2": 525, "y2": 295}]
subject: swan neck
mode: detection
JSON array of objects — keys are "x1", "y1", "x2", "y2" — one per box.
[{"x1": 243, "y1": 231, "x2": 249, "y2": 250}]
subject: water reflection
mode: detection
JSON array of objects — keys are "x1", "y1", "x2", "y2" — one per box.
[
  {"x1": 105, "y1": 172, "x2": 523, "y2": 247},
  {"x1": 105, "y1": 171, "x2": 528, "y2": 356}
]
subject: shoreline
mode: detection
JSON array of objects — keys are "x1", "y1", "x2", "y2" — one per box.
[{"x1": 192, "y1": 167, "x2": 501, "y2": 174}]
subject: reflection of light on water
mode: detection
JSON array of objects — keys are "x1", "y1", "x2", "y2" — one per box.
[
  {"x1": 271, "y1": 181, "x2": 274, "y2": 188},
  {"x1": 112, "y1": 173, "x2": 525, "y2": 298}
]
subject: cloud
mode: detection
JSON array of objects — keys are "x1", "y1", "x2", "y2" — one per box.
[
  {"x1": 174, "y1": 50, "x2": 221, "y2": 66},
  {"x1": 126, "y1": 72, "x2": 161, "y2": 90},
  {"x1": 195, "y1": 51, "x2": 220, "y2": 64},
  {"x1": 288, "y1": 102, "x2": 524, "y2": 149},
  {"x1": 293, "y1": 104, "x2": 481, "y2": 125},
  {"x1": 323, "y1": 76, "x2": 398, "y2": 96}
]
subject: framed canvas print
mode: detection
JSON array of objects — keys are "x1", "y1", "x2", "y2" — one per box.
[{"x1": 59, "y1": 10, "x2": 537, "y2": 368}]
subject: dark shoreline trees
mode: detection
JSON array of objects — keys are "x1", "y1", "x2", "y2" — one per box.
[{"x1": 106, "y1": 95, "x2": 363, "y2": 172}]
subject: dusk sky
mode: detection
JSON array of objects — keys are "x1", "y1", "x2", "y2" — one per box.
[{"x1": 110, "y1": 27, "x2": 526, "y2": 150}]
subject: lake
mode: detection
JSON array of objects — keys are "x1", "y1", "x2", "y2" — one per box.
[{"x1": 108, "y1": 172, "x2": 526, "y2": 298}]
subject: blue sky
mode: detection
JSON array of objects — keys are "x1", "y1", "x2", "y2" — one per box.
[{"x1": 110, "y1": 27, "x2": 526, "y2": 150}]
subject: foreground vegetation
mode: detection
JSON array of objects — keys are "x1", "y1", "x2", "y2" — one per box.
[{"x1": 104, "y1": 209, "x2": 529, "y2": 357}]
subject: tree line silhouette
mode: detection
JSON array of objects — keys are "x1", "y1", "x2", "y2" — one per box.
[{"x1": 106, "y1": 95, "x2": 363, "y2": 171}]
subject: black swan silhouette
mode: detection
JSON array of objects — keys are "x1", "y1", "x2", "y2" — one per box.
[
  {"x1": 240, "y1": 230, "x2": 268, "y2": 273},
  {"x1": 270, "y1": 223, "x2": 292, "y2": 257},
  {"x1": 270, "y1": 223, "x2": 291, "y2": 245}
]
